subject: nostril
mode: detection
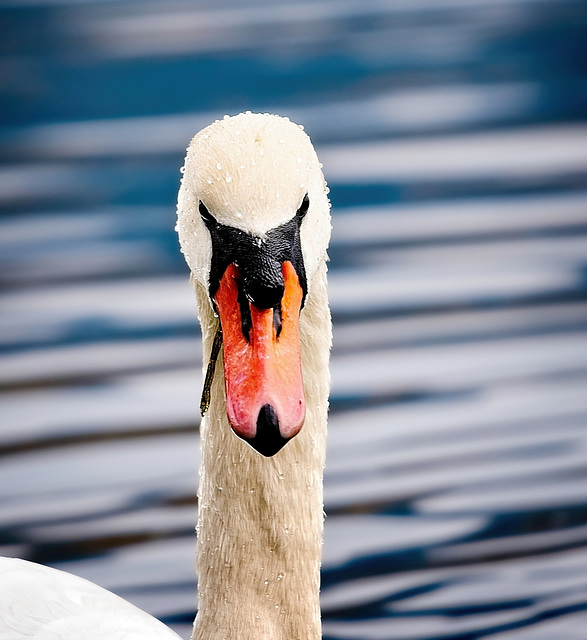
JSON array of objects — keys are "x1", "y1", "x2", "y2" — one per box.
[{"x1": 273, "y1": 305, "x2": 282, "y2": 338}]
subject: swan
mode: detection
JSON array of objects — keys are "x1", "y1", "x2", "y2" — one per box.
[{"x1": 0, "y1": 112, "x2": 332, "y2": 640}]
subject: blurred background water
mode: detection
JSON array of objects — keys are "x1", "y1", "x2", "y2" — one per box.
[{"x1": 1, "y1": 0, "x2": 587, "y2": 638}]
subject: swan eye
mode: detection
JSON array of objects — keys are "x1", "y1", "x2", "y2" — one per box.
[
  {"x1": 296, "y1": 194, "x2": 309, "y2": 221},
  {"x1": 199, "y1": 201, "x2": 216, "y2": 227}
]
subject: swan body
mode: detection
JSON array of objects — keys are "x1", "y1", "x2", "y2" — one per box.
[
  {"x1": 0, "y1": 558, "x2": 180, "y2": 639},
  {"x1": 0, "y1": 112, "x2": 331, "y2": 640}
]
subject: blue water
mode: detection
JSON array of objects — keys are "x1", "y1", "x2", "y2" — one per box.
[{"x1": 1, "y1": 1, "x2": 587, "y2": 638}]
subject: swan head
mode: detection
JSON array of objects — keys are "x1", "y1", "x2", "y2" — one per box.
[{"x1": 177, "y1": 112, "x2": 330, "y2": 457}]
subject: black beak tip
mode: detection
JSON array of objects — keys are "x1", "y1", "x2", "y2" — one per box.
[{"x1": 245, "y1": 404, "x2": 290, "y2": 457}]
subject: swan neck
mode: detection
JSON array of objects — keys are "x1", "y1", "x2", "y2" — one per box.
[{"x1": 192, "y1": 265, "x2": 330, "y2": 640}]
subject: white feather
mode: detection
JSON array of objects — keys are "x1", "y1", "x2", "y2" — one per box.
[
  {"x1": 0, "y1": 557, "x2": 180, "y2": 639},
  {"x1": 176, "y1": 112, "x2": 331, "y2": 300}
]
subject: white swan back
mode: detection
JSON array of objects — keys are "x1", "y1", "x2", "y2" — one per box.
[{"x1": 0, "y1": 557, "x2": 181, "y2": 640}]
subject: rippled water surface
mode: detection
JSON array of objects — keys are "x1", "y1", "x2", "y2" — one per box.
[{"x1": 1, "y1": 1, "x2": 587, "y2": 638}]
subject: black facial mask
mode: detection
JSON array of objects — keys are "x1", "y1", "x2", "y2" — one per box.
[{"x1": 199, "y1": 194, "x2": 309, "y2": 311}]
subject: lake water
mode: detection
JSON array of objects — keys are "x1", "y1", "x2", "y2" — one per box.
[{"x1": 1, "y1": 1, "x2": 587, "y2": 638}]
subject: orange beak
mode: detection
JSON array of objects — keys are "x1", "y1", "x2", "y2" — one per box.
[{"x1": 213, "y1": 261, "x2": 305, "y2": 456}]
